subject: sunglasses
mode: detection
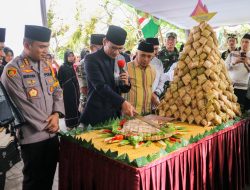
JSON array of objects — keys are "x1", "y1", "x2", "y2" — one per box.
[{"x1": 227, "y1": 34, "x2": 237, "y2": 39}]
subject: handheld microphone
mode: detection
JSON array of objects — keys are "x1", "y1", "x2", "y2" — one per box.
[
  {"x1": 117, "y1": 59, "x2": 126, "y2": 86},
  {"x1": 117, "y1": 59, "x2": 126, "y2": 73}
]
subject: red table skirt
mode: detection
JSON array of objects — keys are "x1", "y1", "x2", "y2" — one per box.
[{"x1": 59, "y1": 119, "x2": 250, "y2": 190}]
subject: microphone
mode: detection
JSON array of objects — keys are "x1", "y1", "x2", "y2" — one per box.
[
  {"x1": 117, "y1": 59, "x2": 126, "y2": 86},
  {"x1": 117, "y1": 59, "x2": 126, "y2": 73}
]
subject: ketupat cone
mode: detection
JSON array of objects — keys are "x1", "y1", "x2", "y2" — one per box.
[{"x1": 157, "y1": 21, "x2": 241, "y2": 127}]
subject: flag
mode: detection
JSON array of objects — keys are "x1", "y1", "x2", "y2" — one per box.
[
  {"x1": 190, "y1": 0, "x2": 217, "y2": 23},
  {"x1": 139, "y1": 17, "x2": 159, "y2": 38}
]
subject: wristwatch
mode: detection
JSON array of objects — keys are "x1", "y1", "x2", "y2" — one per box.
[{"x1": 52, "y1": 111, "x2": 64, "y2": 118}]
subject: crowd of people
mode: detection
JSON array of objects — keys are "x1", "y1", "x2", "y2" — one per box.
[{"x1": 0, "y1": 24, "x2": 250, "y2": 190}]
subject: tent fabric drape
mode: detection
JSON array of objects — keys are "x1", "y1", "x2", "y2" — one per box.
[
  {"x1": 59, "y1": 119, "x2": 250, "y2": 190},
  {"x1": 122, "y1": 0, "x2": 250, "y2": 29}
]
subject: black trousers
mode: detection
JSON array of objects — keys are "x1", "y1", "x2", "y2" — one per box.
[
  {"x1": 21, "y1": 136, "x2": 59, "y2": 190},
  {"x1": 234, "y1": 89, "x2": 250, "y2": 111},
  {"x1": 0, "y1": 172, "x2": 6, "y2": 190}
]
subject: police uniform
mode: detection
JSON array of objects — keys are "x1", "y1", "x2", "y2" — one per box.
[{"x1": 1, "y1": 25, "x2": 64, "y2": 190}]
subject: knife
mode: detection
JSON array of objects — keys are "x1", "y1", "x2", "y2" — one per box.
[{"x1": 134, "y1": 114, "x2": 161, "y2": 130}]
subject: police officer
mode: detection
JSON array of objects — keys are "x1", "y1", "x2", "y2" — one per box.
[
  {"x1": 221, "y1": 33, "x2": 238, "y2": 60},
  {"x1": 80, "y1": 25, "x2": 135, "y2": 126},
  {"x1": 1, "y1": 25, "x2": 64, "y2": 190}
]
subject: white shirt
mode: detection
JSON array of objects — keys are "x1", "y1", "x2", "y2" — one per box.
[
  {"x1": 225, "y1": 51, "x2": 250, "y2": 90},
  {"x1": 165, "y1": 61, "x2": 177, "y2": 82},
  {"x1": 150, "y1": 56, "x2": 166, "y2": 94}
]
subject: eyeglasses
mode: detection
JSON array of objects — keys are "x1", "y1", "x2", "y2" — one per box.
[{"x1": 227, "y1": 34, "x2": 237, "y2": 39}]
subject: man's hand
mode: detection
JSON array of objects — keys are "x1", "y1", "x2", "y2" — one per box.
[
  {"x1": 121, "y1": 101, "x2": 135, "y2": 117},
  {"x1": 151, "y1": 93, "x2": 160, "y2": 107},
  {"x1": 44, "y1": 113, "x2": 59, "y2": 133},
  {"x1": 234, "y1": 56, "x2": 250, "y2": 65},
  {"x1": 233, "y1": 57, "x2": 244, "y2": 65},
  {"x1": 119, "y1": 71, "x2": 129, "y2": 85}
]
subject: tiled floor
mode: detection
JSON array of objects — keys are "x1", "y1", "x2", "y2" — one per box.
[
  {"x1": 5, "y1": 162, "x2": 58, "y2": 190},
  {"x1": 4, "y1": 162, "x2": 23, "y2": 190}
]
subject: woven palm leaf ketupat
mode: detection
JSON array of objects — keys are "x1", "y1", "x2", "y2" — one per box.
[{"x1": 157, "y1": 22, "x2": 241, "y2": 127}]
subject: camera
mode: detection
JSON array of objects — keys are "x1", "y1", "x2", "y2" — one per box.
[{"x1": 241, "y1": 52, "x2": 246, "y2": 58}]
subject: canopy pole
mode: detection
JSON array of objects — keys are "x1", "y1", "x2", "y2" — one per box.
[
  {"x1": 159, "y1": 26, "x2": 164, "y2": 47},
  {"x1": 40, "y1": 0, "x2": 47, "y2": 27},
  {"x1": 185, "y1": 29, "x2": 190, "y2": 40}
]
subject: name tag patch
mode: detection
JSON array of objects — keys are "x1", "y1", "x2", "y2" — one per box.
[
  {"x1": 23, "y1": 74, "x2": 36, "y2": 79},
  {"x1": 44, "y1": 73, "x2": 52, "y2": 77}
]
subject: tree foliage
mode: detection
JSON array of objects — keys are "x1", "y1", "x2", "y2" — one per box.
[
  {"x1": 82, "y1": 17, "x2": 98, "y2": 48},
  {"x1": 46, "y1": 0, "x2": 198, "y2": 58},
  {"x1": 47, "y1": 0, "x2": 69, "y2": 59},
  {"x1": 65, "y1": 0, "x2": 84, "y2": 53}
]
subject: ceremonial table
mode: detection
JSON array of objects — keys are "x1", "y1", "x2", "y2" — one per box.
[{"x1": 59, "y1": 119, "x2": 250, "y2": 190}]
